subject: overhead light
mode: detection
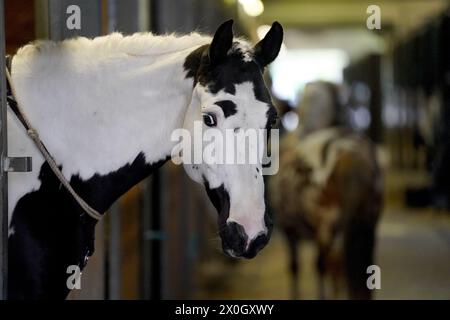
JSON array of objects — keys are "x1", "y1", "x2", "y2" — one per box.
[
  {"x1": 239, "y1": 0, "x2": 264, "y2": 17},
  {"x1": 270, "y1": 49, "x2": 349, "y2": 105}
]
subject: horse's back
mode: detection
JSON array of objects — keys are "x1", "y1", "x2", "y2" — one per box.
[{"x1": 272, "y1": 127, "x2": 381, "y2": 222}]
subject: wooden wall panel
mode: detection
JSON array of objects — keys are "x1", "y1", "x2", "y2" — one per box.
[
  {"x1": 4, "y1": 0, "x2": 35, "y2": 54},
  {"x1": 119, "y1": 186, "x2": 141, "y2": 299}
]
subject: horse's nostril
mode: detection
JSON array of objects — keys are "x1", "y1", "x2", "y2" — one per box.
[
  {"x1": 243, "y1": 233, "x2": 270, "y2": 259},
  {"x1": 221, "y1": 222, "x2": 248, "y2": 256},
  {"x1": 230, "y1": 222, "x2": 247, "y2": 240}
]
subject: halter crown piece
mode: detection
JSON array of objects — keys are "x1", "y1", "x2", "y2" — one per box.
[{"x1": 4, "y1": 58, "x2": 102, "y2": 221}]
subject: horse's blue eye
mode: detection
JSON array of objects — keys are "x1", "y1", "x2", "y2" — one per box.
[{"x1": 203, "y1": 113, "x2": 217, "y2": 127}]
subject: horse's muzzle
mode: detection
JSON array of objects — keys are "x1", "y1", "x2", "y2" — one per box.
[{"x1": 220, "y1": 220, "x2": 272, "y2": 259}]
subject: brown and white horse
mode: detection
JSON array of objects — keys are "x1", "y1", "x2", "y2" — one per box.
[{"x1": 270, "y1": 81, "x2": 382, "y2": 299}]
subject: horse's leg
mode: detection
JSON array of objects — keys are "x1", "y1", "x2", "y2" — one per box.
[
  {"x1": 326, "y1": 149, "x2": 381, "y2": 300},
  {"x1": 286, "y1": 233, "x2": 300, "y2": 299},
  {"x1": 316, "y1": 243, "x2": 327, "y2": 300},
  {"x1": 340, "y1": 179, "x2": 379, "y2": 299},
  {"x1": 316, "y1": 209, "x2": 339, "y2": 300},
  {"x1": 316, "y1": 245, "x2": 327, "y2": 299},
  {"x1": 317, "y1": 240, "x2": 344, "y2": 300},
  {"x1": 343, "y1": 220, "x2": 376, "y2": 300},
  {"x1": 330, "y1": 241, "x2": 344, "y2": 299}
]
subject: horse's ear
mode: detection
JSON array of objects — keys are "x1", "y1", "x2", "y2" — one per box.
[
  {"x1": 254, "y1": 21, "x2": 283, "y2": 68},
  {"x1": 209, "y1": 19, "x2": 234, "y2": 65}
]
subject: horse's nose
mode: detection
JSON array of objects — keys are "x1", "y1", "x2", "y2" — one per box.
[{"x1": 221, "y1": 221, "x2": 270, "y2": 259}]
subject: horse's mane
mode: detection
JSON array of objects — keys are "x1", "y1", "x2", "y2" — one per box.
[
  {"x1": 15, "y1": 32, "x2": 214, "y2": 60},
  {"x1": 14, "y1": 32, "x2": 256, "y2": 68}
]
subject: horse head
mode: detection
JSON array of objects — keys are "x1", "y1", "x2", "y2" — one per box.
[{"x1": 180, "y1": 20, "x2": 283, "y2": 258}]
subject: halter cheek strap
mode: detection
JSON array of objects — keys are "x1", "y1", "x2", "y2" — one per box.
[{"x1": 5, "y1": 56, "x2": 103, "y2": 221}]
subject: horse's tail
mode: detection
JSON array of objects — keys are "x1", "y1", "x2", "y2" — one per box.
[{"x1": 334, "y1": 146, "x2": 382, "y2": 299}]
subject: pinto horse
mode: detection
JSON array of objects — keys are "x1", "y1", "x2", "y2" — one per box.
[
  {"x1": 6, "y1": 20, "x2": 283, "y2": 299},
  {"x1": 270, "y1": 81, "x2": 382, "y2": 299}
]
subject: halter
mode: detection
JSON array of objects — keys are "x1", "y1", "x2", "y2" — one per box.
[{"x1": 4, "y1": 56, "x2": 102, "y2": 221}]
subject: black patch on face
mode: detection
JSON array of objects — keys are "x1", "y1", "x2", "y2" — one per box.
[
  {"x1": 8, "y1": 153, "x2": 168, "y2": 299},
  {"x1": 203, "y1": 181, "x2": 230, "y2": 226},
  {"x1": 183, "y1": 43, "x2": 273, "y2": 105},
  {"x1": 215, "y1": 100, "x2": 237, "y2": 118},
  {"x1": 203, "y1": 181, "x2": 236, "y2": 251},
  {"x1": 184, "y1": 42, "x2": 279, "y2": 133}
]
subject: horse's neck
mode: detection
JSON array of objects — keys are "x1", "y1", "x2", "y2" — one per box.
[
  {"x1": 8, "y1": 33, "x2": 209, "y2": 214},
  {"x1": 6, "y1": 34, "x2": 211, "y2": 299}
]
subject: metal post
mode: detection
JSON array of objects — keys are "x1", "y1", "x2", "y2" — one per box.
[{"x1": 0, "y1": 0, "x2": 8, "y2": 301}]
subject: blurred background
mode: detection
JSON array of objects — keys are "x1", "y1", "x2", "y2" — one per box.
[{"x1": 3, "y1": 0, "x2": 450, "y2": 299}]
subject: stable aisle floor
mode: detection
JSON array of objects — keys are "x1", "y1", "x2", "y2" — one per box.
[{"x1": 196, "y1": 209, "x2": 450, "y2": 300}]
